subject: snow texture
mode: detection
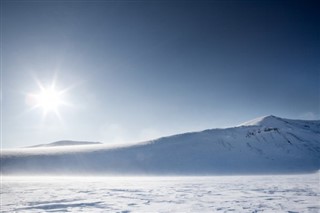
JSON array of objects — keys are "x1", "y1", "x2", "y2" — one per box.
[
  {"x1": 1, "y1": 174, "x2": 319, "y2": 212},
  {"x1": 1, "y1": 115, "x2": 320, "y2": 175}
]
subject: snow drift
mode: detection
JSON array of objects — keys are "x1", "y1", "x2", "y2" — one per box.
[{"x1": 1, "y1": 115, "x2": 319, "y2": 175}]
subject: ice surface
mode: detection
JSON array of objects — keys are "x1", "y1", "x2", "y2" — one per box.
[{"x1": 1, "y1": 174, "x2": 319, "y2": 212}]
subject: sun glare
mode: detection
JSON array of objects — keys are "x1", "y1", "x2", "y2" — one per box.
[
  {"x1": 27, "y1": 79, "x2": 70, "y2": 118},
  {"x1": 35, "y1": 87, "x2": 63, "y2": 112}
]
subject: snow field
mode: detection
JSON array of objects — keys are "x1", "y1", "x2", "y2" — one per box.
[{"x1": 1, "y1": 173, "x2": 319, "y2": 212}]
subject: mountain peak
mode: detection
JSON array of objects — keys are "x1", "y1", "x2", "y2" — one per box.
[{"x1": 240, "y1": 115, "x2": 283, "y2": 127}]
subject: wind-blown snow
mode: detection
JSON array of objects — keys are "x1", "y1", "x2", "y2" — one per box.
[{"x1": 1, "y1": 115, "x2": 319, "y2": 175}]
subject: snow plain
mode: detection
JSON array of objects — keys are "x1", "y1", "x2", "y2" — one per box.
[{"x1": 1, "y1": 173, "x2": 319, "y2": 213}]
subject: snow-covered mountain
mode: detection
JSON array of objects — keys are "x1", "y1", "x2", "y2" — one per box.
[
  {"x1": 26, "y1": 140, "x2": 102, "y2": 148},
  {"x1": 1, "y1": 115, "x2": 319, "y2": 175}
]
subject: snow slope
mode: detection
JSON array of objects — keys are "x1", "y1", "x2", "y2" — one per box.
[{"x1": 1, "y1": 115, "x2": 319, "y2": 175}]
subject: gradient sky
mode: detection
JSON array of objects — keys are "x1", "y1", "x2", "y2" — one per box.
[{"x1": 2, "y1": 0, "x2": 319, "y2": 148}]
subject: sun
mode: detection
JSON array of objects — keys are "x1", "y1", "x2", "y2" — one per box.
[
  {"x1": 34, "y1": 86, "x2": 64, "y2": 112},
  {"x1": 27, "y1": 80, "x2": 70, "y2": 118}
]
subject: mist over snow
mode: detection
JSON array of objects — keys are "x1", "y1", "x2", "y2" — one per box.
[{"x1": 1, "y1": 115, "x2": 319, "y2": 175}]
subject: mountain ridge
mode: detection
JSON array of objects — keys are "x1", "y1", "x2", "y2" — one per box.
[
  {"x1": 2, "y1": 115, "x2": 319, "y2": 175},
  {"x1": 26, "y1": 140, "x2": 102, "y2": 148}
]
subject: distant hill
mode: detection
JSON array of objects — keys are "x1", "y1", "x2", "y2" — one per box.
[
  {"x1": 2, "y1": 115, "x2": 319, "y2": 175},
  {"x1": 26, "y1": 140, "x2": 102, "y2": 148}
]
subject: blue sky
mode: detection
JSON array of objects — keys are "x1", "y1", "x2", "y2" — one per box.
[{"x1": 2, "y1": 0, "x2": 319, "y2": 148}]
